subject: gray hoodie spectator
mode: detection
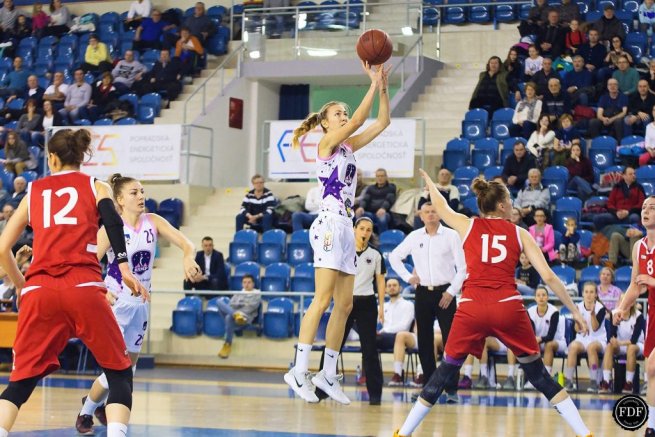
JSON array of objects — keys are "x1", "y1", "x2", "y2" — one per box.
[{"x1": 111, "y1": 50, "x2": 146, "y2": 90}]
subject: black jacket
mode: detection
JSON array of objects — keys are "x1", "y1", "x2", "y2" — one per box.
[
  {"x1": 148, "y1": 58, "x2": 182, "y2": 84},
  {"x1": 502, "y1": 153, "x2": 537, "y2": 187},
  {"x1": 195, "y1": 250, "x2": 228, "y2": 290}
]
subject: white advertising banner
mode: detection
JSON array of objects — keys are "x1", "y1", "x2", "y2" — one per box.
[
  {"x1": 51, "y1": 125, "x2": 182, "y2": 181},
  {"x1": 268, "y1": 118, "x2": 416, "y2": 179}
]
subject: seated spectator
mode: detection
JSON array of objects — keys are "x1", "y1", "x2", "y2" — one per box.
[
  {"x1": 0, "y1": 0, "x2": 18, "y2": 41},
  {"x1": 79, "y1": 72, "x2": 119, "y2": 122},
  {"x1": 133, "y1": 49, "x2": 182, "y2": 101},
  {"x1": 183, "y1": 236, "x2": 228, "y2": 295},
  {"x1": 640, "y1": 0, "x2": 655, "y2": 37},
  {"x1": 647, "y1": 59, "x2": 655, "y2": 93},
  {"x1": 20, "y1": 74, "x2": 44, "y2": 107},
  {"x1": 183, "y1": 1, "x2": 215, "y2": 45},
  {"x1": 516, "y1": 170, "x2": 551, "y2": 226},
  {"x1": 291, "y1": 185, "x2": 321, "y2": 232},
  {"x1": 592, "y1": 4, "x2": 626, "y2": 46},
  {"x1": 587, "y1": 78, "x2": 628, "y2": 140},
  {"x1": 7, "y1": 176, "x2": 26, "y2": 208},
  {"x1": 469, "y1": 55, "x2": 509, "y2": 114},
  {"x1": 37, "y1": 100, "x2": 63, "y2": 139},
  {"x1": 563, "y1": 55, "x2": 594, "y2": 107},
  {"x1": 524, "y1": 44, "x2": 544, "y2": 78},
  {"x1": 43, "y1": 0, "x2": 71, "y2": 37},
  {"x1": 31, "y1": 2, "x2": 50, "y2": 38},
  {"x1": 624, "y1": 80, "x2": 655, "y2": 137},
  {"x1": 236, "y1": 174, "x2": 276, "y2": 232},
  {"x1": 12, "y1": 14, "x2": 30, "y2": 40},
  {"x1": 577, "y1": 29, "x2": 607, "y2": 81},
  {"x1": 516, "y1": 252, "x2": 540, "y2": 295},
  {"x1": 0, "y1": 203, "x2": 13, "y2": 233},
  {"x1": 416, "y1": 168, "x2": 459, "y2": 212},
  {"x1": 533, "y1": 57, "x2": 561, "y2": 97},
  {"x1": 58, "y1": 69, "x2": 92, "y2": 124},
  {"x1": 537, "y1": 10, "x2": 566, "y2": 60},
  {"x1": 375, "y1": 278, "x2": 415, "y2": 386},
  {"x1": 527, "y1": 286, "x2": 567, "y2": 379},
  {"x1": 554, "y1": 113, "x2": 581, "y2": 166},
  {"x1": 125, "y1": 0, "x2": 151, "y2": 30},
  {"x1": 16, "y1": 98, "x2": 43, "y2": 145},
  {"x1": 565, "y1": 143, "x2": 594, "y2": 200},
  {"x1": 81, "y1": 34, "x2": 113, "y2": 74},
  {"x1": 640, "y1": 106, "x2": 655, "y2": 166},
  {"x1": 133, "y1": 9, "x2": 175, "y2": 52},
  {"x1": 2, "y1": 131, "x2": 30, "y2": 175},
  {"x1": 504, "y1": 48, "x2": 522, "y2": 101},
  {"x1": 510, "y1": 206, "x2": 528, "y2": 229},
  {"x1": 111, "y1": 50, "x2": 146, "y2": 94},
  {"x1": 527, "y1": 114, "x2": 556, "y2": 168},
  {"x1": 175, "y1": 26, "x2": 205, "y2": 77},
  {"x1": 355, "y1": 168, "x2": 396, "y2": 233},
  {"x1": 0, "y1": 57, "x2": 29, "y2": 98},
  {"x1": 217, "y1": 274, "x2": 262, "y2": 359},
  {"x1": 42, "y1": 71, "x2": 69, "y2": 110},
  {"x1": 469, "y1": 337, "x2": 518, "y2": 389},
  {"x1": 597, "y1": 266, "x2": 622, "y2": 310},
  {"x1": 354, "y1": 167, "x2": 368, "y2": 210},
  {"x1": 593, "y1": 166, "x2": 644, "y2": 230},
  {"x1": 502, "y1": 141, "x2": 537, "y2": 193},
  {"x1": 529, "y1": 207, "x2": 558, "y2": 262},
  {"x1": 0, "y1": 180, "x2": 9, "y2": 209},
  {"x1": 599, "y1": 36, "x2": 633, "y2": 84},
  {"x1": 559, "y1": 217, "x2": 581, "y2": 262},
  {"x1": 564, "y1": 281, "x2": 608, "y2": 392},
  {"x1": 607, "y1": 224, "x2": 644, "y2": 269},
  {"x1": 612, "y1": 55, "x2": 639, "y2": 95},
  {"x1": 519, "y1": 0, "x2": 550, "y2": 36},
  {"x1": 511, "y1": 82, "x2": 541, "y2": 139},
  {"x1": 564, "y1": 19, "x2": 585, "y2": 54},
  {"x1": 542, "y1": 78, "x2": 572, "y2": 123}
]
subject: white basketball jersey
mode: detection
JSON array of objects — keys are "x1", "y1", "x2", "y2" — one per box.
[
  {"x1": 105, "y1": 214, "x2": 157, "y2": 295},
  {"x1": 316, "y1": 143, "x2": 357, "y2": 218},
  {"x1": 617, "y1": 311, "x2": 644, "y2": 344},
  {"x1": 528, "y1": 303, "x2": 566, "y2": 343},
  {"x1": 576, "y1": 301, "x2": 607, "y2": 340}
]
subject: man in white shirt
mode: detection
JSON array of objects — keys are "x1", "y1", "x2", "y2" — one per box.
[
  {"x1": 291, "y1": 185, "x2": 321, "y2": 232},
  {"x1": 389, "y1": 201, "x2": 466, "y2": 400}
]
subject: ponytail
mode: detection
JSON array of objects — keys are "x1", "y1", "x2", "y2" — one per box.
[{"x1": 292, "y1": 112, "x2": 321, "y2": 148}]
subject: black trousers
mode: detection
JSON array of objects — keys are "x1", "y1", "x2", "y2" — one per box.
[
  {"x1": 319, "y1": 294, "x2": 383, "y2": 401},
  {"x1": 415, "y1": 285, "x2": 458, "y2": 393}
]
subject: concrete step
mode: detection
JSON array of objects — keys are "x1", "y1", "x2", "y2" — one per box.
[
  {"x1": 416, "y1": 93, "x2": 469, "y2": 104},
  {"x1": 411, "y1": 100, "x2": 468, "y2": 113},
  {"x1": 423, "y1": 84, "x2": 479, "y2": 95}
]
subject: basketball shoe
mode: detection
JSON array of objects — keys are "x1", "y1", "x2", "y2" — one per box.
[
  {"x1": 284, "y1": 366, "x2": 319, "y2": 403},
  {"x1": 393, "y1": 430, "x2": 410, "y2": 437},
  {"x1": 312, "y1": 370, "x2": 350, "y2": 404}
]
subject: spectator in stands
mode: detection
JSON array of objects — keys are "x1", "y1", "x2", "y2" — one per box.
[
  {"x1": 557, "y1": 0, "x2": 579, "y2": 25},
  {"x1": 38, "y1": 99, "x2": 63, "y2": 135},
  {"x1": 58, "y1": 69, "x2": 91, "y2": 124},
  {"x1": 516, "y1": 252, "x2": 540, "y2": 294},
  {"x1": 542, "y1": 78, "x2": 572, "y2": 123},
  {"x1": 597, "y1": 266, "x2": 622, "y2": 310},
  {"x1": 612, "y1": 55, "x2": 639, "y2": 95},
  {"x1": 624, "y1": 79, "x2": 655, "y2": 136},
  {"x1": 43, "y1": 71, "x2": 68, "y2": 110},
  {"x1": 0, "y1": 0, "x2": 18, "y2": 41},
  {"x1": 415, "y1": 169, "x2": 459, "y2": 228},
  {"x1": 639, "y1": 106, "x2": 655, "y2": 166},
  {"x1": 0, "y1": 57, "x2": 30, "y2": 98},
  {"x1": 291, "y1": 185, "x2": 321, "y2": 232},
  {"x1": 554, "y1": 113, "x2": 582, "y2": 164},
  {"x1": 648, "y1": 60, "x2": 655, "y2": 93},
  {"x1": 471, "y1": 338, "x2": 518, "y2": 389},
  {"x1": 236, "y1": 174, "x2": 276, "y2": 232},
  {"x1": 537, "y1": 10, "x2": 566, "y2": 59},
  {"x1": 511, "y1": 206, "x2": 528, "y2": 229},
  {"x1": 599, "y1": 36, "x2": 633, "y2": 84},
  {"x1": 183, "y1": 2, "x2": 215, "y2": 45},
  {"x1": 79, "y1": 72, "x2": 118, "y2": 122},
  {"x1": 133, "y1": 49, "x2": 182, "y2": 101},
  {"x1": 565, "y1": 143, "x2": 594, "y2": 200},
  {"x1": 12, "y1": 14, "x2": 30, "y2": 40},
  {"x1": 81, "y1": 34, "x2": 112, "y2": 74},
  {"x1": 533, "y1": 57, "x2": 561, "y2": 97},
  {"x1": 564, "y1": 19, "x2": 586, "y2": 55},
  {"x1": 354, "y1": 167, "x2": 368, "y2": 210},
  {"x1": 264, "y1": 0, "x2": 290, "y2": 37},
  {"x1": 519, "y1": 0, "x2": 550, "y2": 36},
  {"x1": 183, "y1": 236, "x2": 228, "y2": 295},
  {"x1": 511, "y1": 81, "x2": 541, "y2": 139},
  {"x1": 20, "y1": 75, "x2": 44, "y2": 107},
  {"x1": 578, "y1": 29, "x2": 607, "y2": 80},
  {"x1": 356, "y1": 168, "x2": 396, "y2": 233},
  {"x1": 515, "y1": 168, "x2": 551, "y2": 226},
  {"x1": 607, "y1": 225, "x2": 644, "y2": 268},
  {"x1": 563, "y1": 55, "x2": 594, "y2": 106},
  {"x1": 588, "y1": 78, "x2": 628, "y2": 140},
  {"x1": 524, "y1": 44, "x2": 544, "y2": 78},
  {"x1": 0, "y1": 204, "x2": 14, "y2": 233},
  {"x1": 31, "y1": 2, "x2": 50, "y2": 38},
  {"x1": 2, "y1": 131, "x2": 29, "y2": 175},
  {"x1": 125, "y1": 0, "x2": 151, "y2": 30},
  {"x1": 43, "y1": 0, "x2": 71, "y2": 37},
  {"x1": 217, "y1": 274, "x2": 262, "y2": 359},
  {"x1": 640, "y1": 0, "x2": 655, "y2": 48},
  {"x1": 592, "y1": 3, "x2": 625, "y2": 45},
  {"x1": 469, "y1": 56, "x2": 508, "y2": 115},
  {"x1": 527, "y1": 114, "x2": 556, "y2": 168},
  {"x1": 175, "y1": 26, "x2": 205, "y2": 78},
  {"x1": 112, "y1": 50, "x2": 146, "y2": 94},
  {"x1": 529, "y1": 207, "x2": 558, "y2": 262},
  {"x1": 502, "y1": 141, "x2": 537, "y2": 192},
  {"x1": 17, "y1": 98, "x2": 42, "y2": 145},
  {"x1": 133, "y1": 9, "x2": 175, "y2": 52},
  {"x1": 593, "y1": 166, "x2": 645, "y2": 230},
  {"x1": 7, "y1": 176, "x2": 26, "y2": 208},
  {"x1": 504, "y1": 48, "x2": 522, "y2": 101},
  {"x1": 559, "y1": 217, "x2": 581, "y2": 262}
]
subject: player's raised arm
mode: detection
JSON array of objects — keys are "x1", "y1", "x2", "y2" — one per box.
[
  {"x1": 149, "y1": 213, "x2": 199, "y2": 282},
  {"x1": 347, "y1": 64, "x2": 391, "y2": 152},
  {"x1": 418, "y1": 168, "x2": 470, "y2": 237}
]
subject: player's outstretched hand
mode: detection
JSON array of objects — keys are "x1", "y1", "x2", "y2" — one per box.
[
  {"x1": 120, "y1": 264, "x2": 150, "y2": 302},
  {"x1": 15, "y1": 245, "x2": 32, "y2": 265},
  {"x1": 183, "y1": 256, "x2": 202, "y2": 282},
  {"x1": 418, "y1": 168, "x2": 435, "y2": 188},
  {"x1": 573, "y1": 311, "x2": 589, "y2": 336},
  {"x1": 612, "y1": 308, "x2": 627, "y2": 326}
]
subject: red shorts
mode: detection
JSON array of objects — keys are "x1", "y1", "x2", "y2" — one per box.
[
  {"x1": 646, "y1": 307, "x2": 655, "y2": 359},
  {"x1": 444, "y1": 298, "x2": 540, "y2": 360},
  {"x1": 10, "y1": 282, "x2": 131, "y2": 382}
]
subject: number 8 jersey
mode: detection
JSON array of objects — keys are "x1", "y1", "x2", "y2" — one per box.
[
  {"x1": 26, "y1": 171, "x2": 103, "y2": 283},
  {"x1": 462, "y1": 217, "x2": 522, "y2": 302}
]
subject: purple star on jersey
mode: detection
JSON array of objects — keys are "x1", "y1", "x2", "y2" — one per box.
[{"x1": 320, "y1": 167, "x2": 346, "y2": 202}]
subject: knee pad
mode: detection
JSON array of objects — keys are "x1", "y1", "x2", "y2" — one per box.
[
  {"x1": 420, "y1": 362, "x2": 461, "y2": 405},
  {"x1": 105, "y1": 367, "x2": 133, "y2": 410},
  {"x1": 0, "y1": 376, "x2": 39, "y2": 409},
  {"x1": 522, "y1": 360, "x2": 562, "y2": 401}
]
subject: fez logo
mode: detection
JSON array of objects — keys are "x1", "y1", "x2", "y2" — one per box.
[
  {"x1": 275, "y1": 128, "x2": 321, "y2": 163},
  {"x1": 82, "y1": 133, "x2": 119, "y2": 167},
  {"x1": 613, "y1": 395, "x2": 648, "y2": 431}
]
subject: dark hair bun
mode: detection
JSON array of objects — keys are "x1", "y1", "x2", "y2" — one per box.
[
  {"x1": 471, "y1": 177, "x2": 489, "y2": 196},
  {"x1": 109, "y1": 173, "x2": 123, "y2": 185}
]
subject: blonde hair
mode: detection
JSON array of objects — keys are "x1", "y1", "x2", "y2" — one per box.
[{"x1": 291, "y1": 101, "x2": 348, "y2": 148}]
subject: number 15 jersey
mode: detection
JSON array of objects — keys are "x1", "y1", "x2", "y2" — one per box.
[{"x1": 462, "y1": 217, "x2": 522, "y2": 302}]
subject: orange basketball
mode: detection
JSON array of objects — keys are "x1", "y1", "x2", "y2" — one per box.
[{"x1": 356, "y1": 29, "x2": 393, "y2": 66}]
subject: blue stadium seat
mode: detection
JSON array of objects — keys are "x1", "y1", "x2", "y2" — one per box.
[
  {"x1": 626, "y1": 32, "x2": 647, "y2": 62},
  {"x1": 471, "y1": 148, "x2": 496, "y2": 170},
  {"x1": 75, "y1": 119, "x2": 92, "y2": 126},
  {"x1": 230, "y1": 261, "x2": 261, "y2": 290},
  {"x1": 144, "y1": 198, "x2": 157, "y2": 213},
  {"x1": 0, "y1": 169, "x2": 12, "y2": 194},
  {"x1": 423, "y1": 7, "x2": 439, "y2": 27},
  {"x1": 171, "y1": 296, "x2": 203, "y2": 336},
  {"x1": 59, "y1": 34, "x2": 78, "y2": 51},
  {"x1": 208, "y1": 5, "x2": 228, "y2": 18},
  {"x1": 137, "y1": 105, "x2": 155, "y2": 124},
  {"x1": 20, "y1": 170, "x2": 37, "y2": 183},
  {"x1": 543, "y1": 165, "x2": 569, "y2": 182},
  {"x1": 553, "y1": 265, "x2": 576, "y2": 285},
  {"x1": 589, "y1": 148, "x2": 614, "y2": 171},
  {"x1": 94, "y1": 118, "x2": 113, "y2": 125},
  {"x1": 118, "y1": 93, "x2": 139, "y2": 113},
  {"x1": 552, "y1": 210, "x2": 578, "y2": 233},
  {"x1": 444, "y1": 0, "x2": 468, "y2": 24},
  {"x1": 115, "y1": 117, "x2": 137, "y2": 125},
  {"x1": 623, "y1": 0, "x2": 639, "y2": 13},
  {"x1": 18, "y1": 36, "x2": 37, "y2": 50},
  {"x1": 7, "y1": 98, "x2": 23, "y2": 111},
  {"x1": 643, "y1": 182, "x2": 655, "y2": 196},
  {"x1": 258, "y1": 229, "x2": 287, "y2": 265},
  {"x1": 494, "y1": 0, "x2": 516, "y2": 22},
  {"x1": 591, "y1": 135, "x2": 618, "y2": 150},
  {"x1": 483, "y1": 166, "x2": 503, "y2": 181},
  {"x1": 580, "y1": 265, "x2": 602, "y2": 287},
  {"x1": 555, "y1": 196, "x2": 583, "y2": 214},
  {"x1": 636, "y1": 165, "x2": 655, "y2": 182},
  {"x1": 453, "y1": 165, "x2": 480, "y2": 181},
  {"x1": 140, "y1": 92, "x2": 162, "y2": 116},
  {"x1": 457, "y1": 183, "x2": 472, "y2": 199},
  {"x1": 229, "y1": 229, "x2": 258, "y2": 264},
  {"x1": 462, "y1": 108, "x2": 488, "y2": 140},
  {"x1": 615, "y1": 266, "x2": 632, "y2": 291},
  {"x1": 474, "y1": 137, "x2": 499, "y2": 155},
  {"x1": 462, "y1": 197, "x2": 479, "y2": 215},
  {"x1": 518, "y1": 2, "x2": 532, "y2": 20},
  {"x1": 579, "y1": 229, "x2": 592, "y2": 252},
  {"x1": 543, "y1": 178, "x2": 566, "y2": 201},
  {"x1": 142, "y1": 49, "x2": 160, "y2": 64},
  {"x1": 443, "y1": 149, "x2": 467, "y2": 172},
  {"x1": 469, "y1": 2, "x2": 490, "y2": 22},
  {"x1": 379, "y1": 229, "x2": 405, "y2": 246},
  {"x1": 287, "y1": 230, "x2": 312, "y2": 266},
  {"x1": 100, "y1": 11, "x2": 120, "y2": 25},
  {"x1": 446, "y1": 137, "x2": 470, "y2": 155},
  {"x1": 294, "y1": 262, "x2": 315, "y2": 279},
  {"x1": 262, "y1": 262, "x2": 291, "y2": 291},
  {"x1": 203, "y1": 297, "x2": 230, "y2": 337},
  {"x1": 290, "y1": 276, "x2": 314, "y2": 294},
  {"x1": 157, "y1": 197, "x2": 183, "y2": 228},
  {"x1": 491, "y1": 108, "x2": 514, "y2": 140},
  {"x1": 264, "y1": 297, "x2": 294, "y2": 338}
]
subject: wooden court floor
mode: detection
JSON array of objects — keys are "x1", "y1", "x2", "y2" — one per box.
[{"x1": 0, "y1": 367, "x2": 639, "y2": 436}]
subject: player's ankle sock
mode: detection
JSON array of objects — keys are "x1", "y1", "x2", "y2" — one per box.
[
  {"x1": 552, "y1": 396, "x2": 591, "y2": 435},
  {"x1": 602, "y1": 370, "x2": 611, "y2": 383},
  {"x1": 589, "y1": 365, "x2": 598, "y2": 382},
  {"x1": 81, "y1": 395, "x2": 103, "y2": 416},
  {"x1": 463, "y1": 364, "x2": 472, "y2": 378},
  {"x1": 626, "y1": 371, "x2": 635, "y2": 382},
  {"x1": 507, "y1": 365, "x2": 516, "y2": 378},
  {"x1": 0, "y1": 427, "x2": 8, "y2": 437},
  {"x1": 545, "y1": 366, "x2": 552, "y2": 375},
  {"x1": 648, "y1": 405, "x2": 655, "y2": 428},
  {"x1": 107, "y1": 422, "x2": 128, "y2": 437},
  {"x1": 564, "y1": 367, "x2": 574, "y2": 381},
  {"x1": 294, "y1": 343, "x2": 312, "y2": 374},
  {"x1": 480, "y1": 364, "x2": 489, "y2": 379},
  {"x1": 393, "y1": 361, "x2": 403, "y2": 375},
  {"x1": 399, "y1": 399, "x2": 432, "y2": 435},
  {"x1": 323, "y1": 348, "x2": 339, "y2": 378}
]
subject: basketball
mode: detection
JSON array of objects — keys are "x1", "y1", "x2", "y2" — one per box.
[{"x1": 356, "y1": 29, "x2": 393, "y2": 66}]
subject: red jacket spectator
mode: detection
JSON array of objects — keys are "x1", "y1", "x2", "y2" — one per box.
[{"x1": 608, "y1": 180, "x2": 645, "y2": 214}]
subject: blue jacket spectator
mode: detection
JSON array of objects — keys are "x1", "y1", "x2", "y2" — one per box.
[
  {"x1": 134, "y1": 9, "x2": 175, "y2": 51},
  {"x1": 563, "y1": 55, "x2": 594, "y2": 106},
  {"x1": 588, "y1": 78, "x2": 628, "y2": 140},
  {"x1": 0, "y1": 57, "x2": 30, "y2": 97}
]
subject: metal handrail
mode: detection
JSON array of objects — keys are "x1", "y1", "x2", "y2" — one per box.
[
  {"x1": 388, "y1": 35, "x2": 424, "y2": 93},
  {"x1": 182, "y1": 42, "x2": 247, "y2": 124}
]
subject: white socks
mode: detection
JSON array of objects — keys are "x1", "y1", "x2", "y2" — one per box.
[
  {"x1": 564, "y1": 367, "x2": 574, "y2": 380},
  {"x1": 323, "y1": 348, "x2": 339, "y2": 378},
  {"x1": 399, "y1": 400, "x2": 432, "y2": 436},
  {"x1": 394, "y1": 361, "x2": 403, "y2": 375},
  {"x1": 588, "y1": 366, "x2": 598, "y2": 383},
  {"x1": 507, "y1": 365, "x2": 516, "y2": 378},
  {"x1": 0, "y1": 427, "x2": 8, "y2": 437},
  {"x1": 553, "y1": 397, "x2": 591, "y2": 436},
  {"x1": 81, "y1": 395, "x2": 104, "y2": 416},
  {"x1": 463, "y1": 364, "x2": 473, "y2": 378},
  {"x1": 480, "y1": 363, "x2": 489, "y2": 379},
  {"x1": 107, "y1": 422, "x2": 128, "y2": 437},
  {"x1": 626, "y1": 371, "x2": 635, "y2": 382},
  {"x1": 294, "y1": 343, "x2": 312, "y2": 373},
  {"x1": 545, "y1": 366, "x2": 552, "y2": 375},
  {"x1": 602, "y1": 370, "x2": 612, "y2": 383}
]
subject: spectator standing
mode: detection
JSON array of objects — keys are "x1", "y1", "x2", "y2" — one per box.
[
  {"x1": 235, "y1": 174, "x2": 276, "y2": 232},
  {"x1": 183, "y1": 2, "x2": 215, "y2": 45},
  {"x1": 183, "y1": 236, "x2": 228, "y2": 296},
  {"x1": 515, "y1": 168, "x2": 551, "y2": 226},
  {"x1": 558, "y1": 0, "x2": 579, "y2": 25},
  {"x1": 537, "y1": 10, "x2": 566, "y2": 59},
  {"x1": 593, "y1": 166, "x2": 645, "y2": 230},
  {"x1": 469, "y1": 56, "x2": 508, "y2": 114},
  {"x1": 356, "y1": 168, "x2": 396, "y2": 233},
  {"x1": 0, "y1": 0, "x2": 18, "y2": 41},
  {"x1": 31, "y1": 2, "x2": 49, "y2": 38},
  {"x1": 291, "y1": 185, "x2": 321, "y2": 232},
  {"x1": 133, "y1": 9, "x2": 174, "y2": 51},
  {"x1": 217, "y1": 274, "x2": 262, "y2": 359}
]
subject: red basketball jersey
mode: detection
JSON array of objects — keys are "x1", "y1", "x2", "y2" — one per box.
[
  {"x1": 461, "y1": 217, "x2": 522, "y2": 301},
  {"x1": 638, "y1": 237, "x2": 655, "y2": 313},
  {"x1": 26, "y1": 171, "x2": 102, "y2": 282}
]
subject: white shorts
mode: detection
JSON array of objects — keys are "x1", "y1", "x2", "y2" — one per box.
[
  {"x1": 112, "y1": 293, "x2": 150, "y2": 354},
  {"x1": 619, "y1": 343, "x2": 645, "y2": 356},
  {"x1": 540, "y1": 339, "x2": 567, "y2": 354},
  {"x1": 573, "y1": 334, "x2": 607, "y2": 352},
  {"x1": 310, "y1": 212, "x2": 356, "y2": 275}
]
